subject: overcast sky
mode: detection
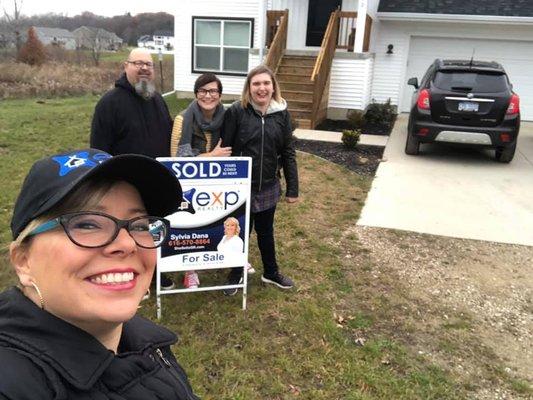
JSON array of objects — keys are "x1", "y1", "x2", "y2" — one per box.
[{"x1": 2, "y1": 0, "x2": 175, "y2": 17}]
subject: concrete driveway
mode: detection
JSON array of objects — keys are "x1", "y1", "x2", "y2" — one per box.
[{"x1": 357, "y1": 114, "x2": 533, "y2": 246}]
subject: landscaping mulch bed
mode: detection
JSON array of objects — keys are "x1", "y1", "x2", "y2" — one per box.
[
  {"x1": 316, "y1": 118, "x2": 394, "y2": 136},
  {"x1": 294, "y1": 139, "x2": 384, "y2": 176}
]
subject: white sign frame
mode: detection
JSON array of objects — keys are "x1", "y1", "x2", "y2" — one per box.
[{"x1": 155, "y1": 157, "x2": 252, "y2": 319}]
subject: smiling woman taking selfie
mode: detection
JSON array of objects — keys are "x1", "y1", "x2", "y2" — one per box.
[
  {"x1": 0, "y1": 149, "x2": 199, "y2": 399},
  {"x1": 221, "y1": 65, "x2": 299, "y2": 295}
]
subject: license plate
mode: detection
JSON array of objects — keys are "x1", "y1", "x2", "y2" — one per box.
[{"x1": 458, "y1": 102, "x2": 479, "y2": 112}]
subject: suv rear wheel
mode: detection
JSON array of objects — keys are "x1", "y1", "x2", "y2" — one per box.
[{"x1": 495, "y1": 142, "x2": 516, "y2": 163}]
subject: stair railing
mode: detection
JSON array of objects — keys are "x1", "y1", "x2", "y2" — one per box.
[
  {"x1": 310, "y1": 9, "x2": 340, "y2": 128},
  {"x1": 265, "y1": 9, "x2": 288, "y2": 72},
  {"x1": 336, "y1": 11, "x2": 373, "y2": 52}
]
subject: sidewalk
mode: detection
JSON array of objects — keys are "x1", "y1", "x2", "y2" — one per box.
[{"x1": 294, "y1": 128, "x2": 388, "y2": 147}]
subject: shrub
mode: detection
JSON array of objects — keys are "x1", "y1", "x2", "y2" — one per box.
[
  {"x1": 0, "y1": 61, "x2": 116, "y2": 98},
  {"x1": 347, "y1": 109, "x2": 365, "y2": 129},
  {"x1": 365, "y1": 98, "x2": 397, "y2": 128},
  {"x1": 342, "y1": 129, "x2": 361, "y2": 150},
  {"x1": 17, "y1": 27, "x2": 47, "y2": 66}
]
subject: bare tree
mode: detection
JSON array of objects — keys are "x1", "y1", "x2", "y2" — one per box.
[
  {"x1": 2, "y1": 0, "x2": 24, "y2": 50},
  {"x1": 74, "y1": 26, "x2": 106, "y2": 66}
]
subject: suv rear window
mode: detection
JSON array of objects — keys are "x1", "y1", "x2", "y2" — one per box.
[{"x1": 433, "y1": 71, "x2": 508, "y2": 93}]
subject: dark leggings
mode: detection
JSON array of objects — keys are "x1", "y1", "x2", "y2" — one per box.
[{"x1": 228, "y1": 206, "x2": 278, "y2": 279}]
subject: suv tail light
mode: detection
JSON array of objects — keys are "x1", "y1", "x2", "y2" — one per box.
[
  {"x1": 506, "y1": 94, "x2": 520, "y2": 115},
  {"x1": 417, "y1": 89, "x2": 431, "y2": 110}
]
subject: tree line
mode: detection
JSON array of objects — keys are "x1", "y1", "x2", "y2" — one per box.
[{"x1": 0, "y1": 10, "x2": 174, "y2": 47}]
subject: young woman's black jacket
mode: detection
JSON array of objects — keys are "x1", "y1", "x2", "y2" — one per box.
[
  {"x1": 0, "y1": 287, "x2": 199, "y2": 400},
  {"x1": 221, "y1": 101, "x2": 298, "y2": 197}
]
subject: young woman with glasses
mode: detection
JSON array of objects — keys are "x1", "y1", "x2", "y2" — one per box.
[
  {"x1": 0, "y1": 149, "x2": 199, "y2": 399},
  {"x1": 171, "y1": 73, "x2": 231, "y2": 158},
  {"x1": 171, "y1": 73, "x2": 234, "y2": 289}
]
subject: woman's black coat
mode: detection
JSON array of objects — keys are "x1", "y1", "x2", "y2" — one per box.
[
  {"x1": 0, "y1": 288, "x2": 199, "y2": 400},
  {"x1": 221, "y1": 101, "x2": 298, "y2": 197}
]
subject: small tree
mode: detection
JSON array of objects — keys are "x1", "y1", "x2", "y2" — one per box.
[{"x1": 17, "y1": 27, "x2": 47, "y2": 65}]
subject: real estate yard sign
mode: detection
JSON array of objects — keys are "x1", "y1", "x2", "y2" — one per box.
[{"x1": 156, "y1": 157, "x2": 251, "y2": 318}]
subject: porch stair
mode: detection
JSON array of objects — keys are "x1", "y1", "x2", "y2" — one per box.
[{"x1": 276, "y1": 55, "x2": 317, "y2": 130}]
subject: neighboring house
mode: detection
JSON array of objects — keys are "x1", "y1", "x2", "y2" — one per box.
[
  {"x1": 0, "y1": 29, "x2": 15, "y2": 48},
  {"x1": 137, "y1": 31, "x2": 174, "y2": 50},
  {"x1": 153, "y1": 30, "x2": 174, "y2": 50},
  {"x1": 137, "y1": 34, "x2": 154, "y2": 48},
  {"x1": 73, "y1": 26, "x2": 123, "y2": 51},
  {"x1": 174, "y1": 0, "x2": 533, "y2": 128},
  {"x1": 33, "y1": 27, "x2": 76, "y2": 50}
]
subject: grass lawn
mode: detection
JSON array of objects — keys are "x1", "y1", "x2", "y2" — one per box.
[
  {"x1": 98, "y1": 47, "x2": 175, "y2": 64},
  {"x1": 0, "y1": 95, "x2": 465, "y2": 399}
]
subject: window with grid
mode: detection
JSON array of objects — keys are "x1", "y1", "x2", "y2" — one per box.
[{"x1": 193, "y1": 17, "x2": 253, "y2": 75}]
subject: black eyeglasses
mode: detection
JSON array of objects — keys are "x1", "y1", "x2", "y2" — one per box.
[
  {"x1": 126, "y1": 60, "x2": 154, "y2": 69},
  {"x1": 27, "y1": 212, "x2": 169, "y2": 249},
  {"x1": 197, "y1": 88, "x2": 220, "y2": 97}
]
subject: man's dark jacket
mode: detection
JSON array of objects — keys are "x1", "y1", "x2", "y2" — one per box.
[
  {"x1": 0, "y1": 287, "x2": 199, "y2": 399},
  {"x1": 221, "y1": 101, "x2": 298, "y2": 196},
  {"x1": 90, "y1": 74, "x2": 172, "y2": 158}
]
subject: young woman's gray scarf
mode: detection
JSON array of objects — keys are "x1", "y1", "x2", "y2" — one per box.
[{"x1": 177, "y1": 101, "x2": 225, "y2": 156}]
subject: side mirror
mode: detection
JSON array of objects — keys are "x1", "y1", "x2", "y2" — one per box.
[{"x1": 407, "y1": 77, "x2": 419, "y2": 89}]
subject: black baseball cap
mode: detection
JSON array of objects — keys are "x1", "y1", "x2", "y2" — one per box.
[{"x1": 11, "y1": 149, "x2": 182, "y2": 240}]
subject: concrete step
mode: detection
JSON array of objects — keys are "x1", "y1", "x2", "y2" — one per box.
[
  {"x1": 283, "y1": 90, "x2": 314, "y2": 101},
  {"x1": 277, "y1": 65, "x2": 314, "y2": 75},
  {"x1": 293, "y1": 129, "x2": 389, "y2": 147}
]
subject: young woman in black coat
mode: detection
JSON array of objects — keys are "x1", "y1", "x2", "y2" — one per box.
[
  {"x1": 222, "y1": 65, "x2": 299, "y2": 295},
  {"x1": 0, "y1": 149, "x2": 199, "y2": 399}
]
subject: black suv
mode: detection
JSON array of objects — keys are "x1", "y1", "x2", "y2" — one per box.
[{"x1": 405, "y1": 59, "x2": 520, "y2": 163}]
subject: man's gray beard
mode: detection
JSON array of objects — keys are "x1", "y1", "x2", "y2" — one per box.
[{"x1": 135, "y1": 80, "x2": 156, "y2": 99}]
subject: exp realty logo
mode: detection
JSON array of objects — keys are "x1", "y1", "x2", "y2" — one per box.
[
  {"x1": 171, "y1": 161, "x2": 243, "y2": 213},
  {"x1": 178, "y1": 188, "x2": 241, "y2": 214}
]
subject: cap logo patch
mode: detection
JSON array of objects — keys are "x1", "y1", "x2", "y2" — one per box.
[{"x1": 52, "y1": 151, "x2": 111, "y2": 176}]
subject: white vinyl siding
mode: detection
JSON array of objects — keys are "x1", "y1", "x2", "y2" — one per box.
[
  {"x1": 369, "y1": 23, "x2": 409, "y2": 106},
  {"x1": 269, "y1": 0, "x2": 358, "y2": 50},
  {"x1": 329, "y1": 57, "x2": 374, "y2": 110},
  {"x1": 270, "y1": 0, "x2": 310, "y2": 49},
  {"x1": 174, "y1": 0, "x2": 262, "y2": 95}
]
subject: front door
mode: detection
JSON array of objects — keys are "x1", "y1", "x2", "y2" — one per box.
[{"x1": 306, "y1": 0, "x2": 342, "y2": 47}]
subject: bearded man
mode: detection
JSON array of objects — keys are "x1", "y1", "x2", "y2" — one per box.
[
  {"x1": 90, "y1": 48, "x2": 176, "y2": 290},
  {"x1": 90, "y1": 48, "x2": 172, "y2": 159}
]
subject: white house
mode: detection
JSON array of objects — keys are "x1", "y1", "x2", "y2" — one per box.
[
  {"x1": 174, "y1": 0, "x2": 533, "y2": 127},
  {"x1": 138, "y1": 32, "x2": 174, "y2": 52},
  {"x1": 153, "y1": 30, "x2": 175, "y2": 51},
  {"x1": 137, "y1": 34, "x2": 154, "y2": 48}
]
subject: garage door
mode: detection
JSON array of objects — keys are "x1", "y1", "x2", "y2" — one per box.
[{"x1": 401, "y1": 36, "x2": 533, "y2": 120}]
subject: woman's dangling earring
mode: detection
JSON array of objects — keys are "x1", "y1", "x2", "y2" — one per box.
[
  {"x1": 29, "y1": 281, "x2": 45, "y2": 310},
  {"x1": 138, "y1": 288, "x2": 150, "y2": 309}
]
